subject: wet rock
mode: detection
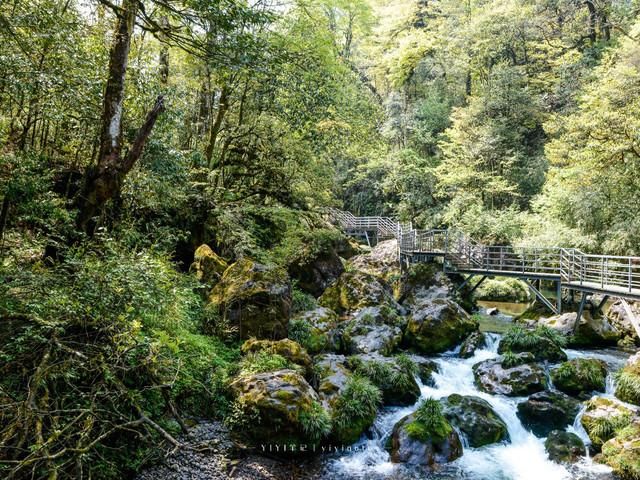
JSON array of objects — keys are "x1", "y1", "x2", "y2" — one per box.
[
  {"x1": 599, "y1": 421, "x2": 640, "y2": 479},
  {"x1": 551, "y1": 358, "x2": 608, "y2": 398},
  {"x1": 459, "y1": 331, "x2": 487, "y2": 359},
  {"x1": 405, "y1": 354, "x2": 439, "y2": 386},
  {"x1": 209, "y1": 258, "x2": 291, "y2": 340},
  {"x1": 615, "y1": 352, "x2": 640, "y2": 406},
  {"x1": 440, "y1": 394, "x2": 509, "y2": 447},
  {"x1": 228, "y1": 369, "x2": 328, "y2": 446},
  {"x1": 192, "y1": 244, "x2": 228, "y2": 285},
  {"x1": 404, "y1": 298, "x2": 478, "y2": 354},
  {"x1": 318, "y1": 271, "x2": 399, "y2": 314},
  {"x1": 389, "y1": 412, "x2": 462, "y2": 466},
  {"x1": 241, "y1": 338, "x2": 312, "y2": 370},
  {"x1": 473, "y1": 354, "x2": 547, "y2": 396},
  {"x1": 517, "y1": 391, "x2": 581, "y2": 437},
  {"x1": 545, "y1": 430, "x2": 585, "y2": 463},
  {"x1": 581, "y1": 396, "x2": 637, "y2": 447},
  {"x1": 487, "y1": 307, "x2": 499, "y2": 316},
  {"x1": 341, "y1": 306, "x2": 404, "y2": 355}
]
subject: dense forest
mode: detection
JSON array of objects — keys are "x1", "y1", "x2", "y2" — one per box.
[{"x1": 1, "y1": 0, "x2": 640, "y2": 479}]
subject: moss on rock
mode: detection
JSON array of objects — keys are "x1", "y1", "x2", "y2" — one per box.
[
  {"x1": 599, "y1": 421, "x2": 640, "y2": 479},
  {"x1": 551, "y1": 358, "x2": 608, "y2": 398}
]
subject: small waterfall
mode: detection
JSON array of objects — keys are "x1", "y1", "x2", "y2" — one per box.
[{"x1": 327, "y1": 333, "x2": 624, "y2": 480}]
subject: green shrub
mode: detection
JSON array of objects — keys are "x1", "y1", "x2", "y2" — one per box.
[
  {"x1": 237, "y1": 350, "x2": 302, "y2": 376},
  {"x1": 499, "y1": 324, "x2": 567, "y2": 361},
  {"x1": 473, "y1": 277, "x2": 530, "y2": 302},
  {"x1": 288, "y1": 318, "x2": 329, "y2": 354},
  {"x1": 332, "y1": 376, "x2": 382, "y2": 444},
  {"x1": 406, "y1": 397, "x2": 452, "y2": 442},
  {"x1": 291, "y1": 284, "x2": 318, "y2": 313},
  {"x1": 551, "y1": 358, "x2": 607, "y2": 396},
  {"x1": 299, "y1": 401, "x2": 332, "y2": 442},
  {"x1": 615, "y1": 369, "x2": 640, "y2": 405}
]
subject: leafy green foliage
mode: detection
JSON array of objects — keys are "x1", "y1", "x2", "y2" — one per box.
[
  {"x1": 331, "y1": 376, "x2": 382, "y2": 443},
  {"x1": 406, "y1": 397, "x2": 452, "y2": 442},
  {"x1": 299, "y1": 401, "x2": 332, "y2": 443},
  {"x1": 615, "y1": 368, "x2": 640, "y2": 405},
  {"x1": 237, "y1": 351, "x2": 302, "y2": 376}
]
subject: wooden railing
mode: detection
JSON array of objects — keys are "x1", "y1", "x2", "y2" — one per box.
[{"x1": 328, "y1": 209, "x2": 640, "y2": 298}]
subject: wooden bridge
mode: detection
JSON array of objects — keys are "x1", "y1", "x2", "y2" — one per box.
[{"x1": 329, "y1": 209, "x2": 640, "y2": 320}]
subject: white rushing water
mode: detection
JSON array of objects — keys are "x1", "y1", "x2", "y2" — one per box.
[{"x1": 329, "y1": 334, "x2": 622, "y2": 480}]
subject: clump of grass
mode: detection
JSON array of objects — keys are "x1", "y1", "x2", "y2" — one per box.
[
  {"x1": 237, "y1": 351, "x2": 301, "y2": 376},
  {"x1": 615, "y1": 369, "x2": 640, "y2": 405},
  {"x1": 288, "y1": 318, "x2": 328, "y2": 354},
  {"x1": 347, "y1": 355, "x2": 418, "y2": 396},
  {"x1": 501, "y1": 351, "x2": 525, "y2": 369},
  {"x1": 405, "y1": 397, "x2": 452, "y2": 442},
  {"x1": 332, "y1": 376, "x2": 382, "y2": 443},
  {"x1": 586, "y1": 412, "x2": 632, "y2": 445},
  {"x1": 499, "y1": 324, "x2": 567, "y2": 361},
  {"x1": 551, "y1": 358, "x2": 607, "y2": 395},
  {"x1": 299, "y1": 401, "x2": 331, "y2": 442}
]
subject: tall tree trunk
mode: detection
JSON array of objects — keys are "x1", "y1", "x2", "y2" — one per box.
[
  {"x1": 205, "y1": 86, "x2": 229, "y2": 168},
  {"x1": 76, "y1": 0, "x2": 164, "y2": 233}
]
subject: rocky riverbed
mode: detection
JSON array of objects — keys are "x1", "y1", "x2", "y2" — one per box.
[{"x1": 139, "y1": 239, "x2": 640, "y2": 480}]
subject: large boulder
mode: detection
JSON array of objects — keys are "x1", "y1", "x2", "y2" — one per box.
[
  {"x1": 440, "y1": 394, "x2": 509, "y2": 447},
  {"x1": 403, "y1": 298, "x2": 478, "y2": 354},
  {"x1": 615, "y1": 352, "x2": 640, "y2": 406},
  {"x1": 228, "y1": 369, "x2": 329, "y2": 445},
  {"x1": 607, "y1": 300, "x2": 640, "y2": 347},
  {"x1": 240, "y1": 338, "x2": 312, "y2": 370},
  {"x1": 539, "y1": 312, "x2": 620, "y2": 348},
  {"x1": 349, "y1": 239, "x2": 401, "y2": 285},
  {"x1": 209, "y1": 258, "x2": 291, "y2": 340},
  {"x1": 346, "y1": 353, "x2": 421, "y2": 406},
  {"x1": 318, "y1": 271, "x2": 399, "y2": 314},
  {"x1": 599, "y1": 421, "x2": 640, "y2": 480},
  {"x1": 313, "y1": 354, "x2": 352, "y2": 411},
  {"x1": 399, "y1": 263, "x2": 453, "y2": 306},
  {"x1": 459, "y1": 331, "x2": 487, "y2": 359},
  {"x1": 289, "y1": 307, "x2": 340, "y2": 354},
  {"x1": 404, "y1": 354, "x2": 439, "y2": 386},
  {"x1": 288, "y1": 237, "x2": 345, "y2": 297},
  {"x1": 550, "y1": 358, "x2": 608, "y2": 398},
  {"x1": 581, "y1": 396, "x2": 636, "y2": 447},
  {"x1": 473, "y1": 354, "x2": 547, "y2": 396},
  {"x1": 341, "y1": 306, "x2": 404, "y2": 355},
  {"x1": 545, "y1": 430, "x2": 585, "y2": 463},
  {"x1": 192, "y1": 244, "x2": 228, "y2": 285},
  {"x1": 516, "y1": 391, "x2": 581, "y2": 437},
  {"x1": 389, "y1": 411, "x2": 462, "y2": 466}
]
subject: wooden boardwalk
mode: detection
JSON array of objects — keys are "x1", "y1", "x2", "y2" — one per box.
[{"x1": 329, "y1": 209, "x2": 640, "y2": 313}]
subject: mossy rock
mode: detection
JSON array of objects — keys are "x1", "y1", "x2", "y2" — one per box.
[
  {"x1": 472, "y1": 277, "x2": 530, "y2": 302},
  {"x1": 346, "y1": 353, "x2": 421, "y2": 406},
  {"x1": 498, "y1": 332, "x2": 566, "y2": 362},
  {"x1": 599, "y1": 421, "x2": 640, "y2": 479},
  {"x1": 551, "y1": 358, "x2": 608, "y2": 398},
  {"x1": 313, "y1": 354, "x2": 352, "y2": 410},
  {"x1": 340, "y1": 306, "x2": 404, "y2": 355},
  {"x1": 581, "y1": 396, "x2": 636, "y2": 447},
  {"x1": 389, "y1": 412, "x2": 462, "y2": 466},
  {"x1": 473, "y1": 354, "x2": 547, "y2": 396},
  {"x1": 228, "y1": 369, "x2": 329, "y2": 446},
  {"x1": 545, "y1": 430, "x2": 585, "y2": 463},
  {"x1": 241, "y1": 338, "x2": 312, "y2": 370},
  {"x1": 441, "y1": 394, "x2": 509, "y2": 447},
  {"x1": 403, "y1": 298, "x2": 478, "y2": 354},
  {"x1": 615, "y1": 352, "x2": 640, "y2": 406},
  {"x1": 516, "y1": 391, "x2": 581, "y2": 437},
  {"x1": 209, "y1": 258, "x2": 291, "y2": 340},
  {"x1": 191, "y1": 244, "x2": 228, "y2": 285},
  {"x1": 318, "y1": 271, "x2": 398, "y2": 314},
  {"x1": 289, "y1": 307, "x2": 340, "y2": 354}
]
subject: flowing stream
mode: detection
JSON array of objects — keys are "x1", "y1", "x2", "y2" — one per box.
[{"x1": 324, "y1": 334, "x2": 627, "y2": 480}]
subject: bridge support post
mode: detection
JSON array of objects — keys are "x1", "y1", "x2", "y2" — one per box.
[
  {"x1": 556, "y1": 281, "x2": 562, "y2": 314},
  {"x1": 595, "y1": 295, "x2": 609, "y2": 316},
  {"x1": 525, "y1": 280, "x2": 559, "y2": 315},
  {"x1": 574, "y1": 292, "x2": 590, "y2": 334}
]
